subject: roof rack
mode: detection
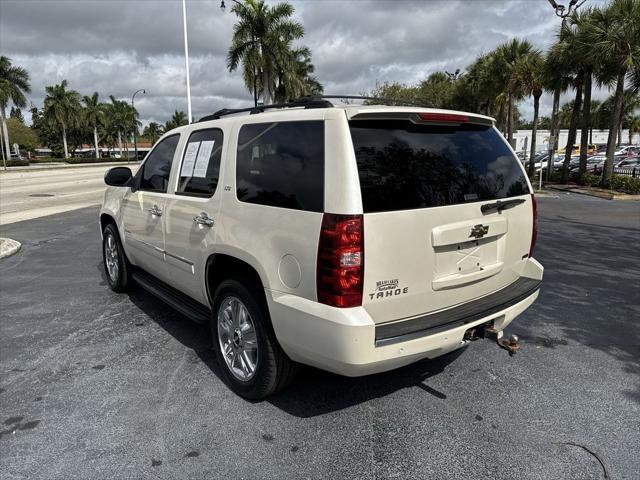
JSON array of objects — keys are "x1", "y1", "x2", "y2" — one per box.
[
  {"x1": 198, "y1": 97, "x2": 333, "y2": 122},
  {"x1": 198, "y1": 95, "x2": 428, "y2": 122}
]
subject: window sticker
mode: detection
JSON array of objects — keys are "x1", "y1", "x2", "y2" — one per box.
[
  {"x1": 193, "y1": 140, "x2": 214, "y2": 178},
  {"x1": 181, "y1": 141, "x2": 200, "y2": 176}
]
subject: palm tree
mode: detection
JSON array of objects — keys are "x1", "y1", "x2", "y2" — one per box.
[
  {"x1": 164, "y1": 110, "x2": 188, "y2": 131},
  {"x1": 83, "y1": 92, "x2": 103, "y2": 159},
  {"x1": 0, "y1": 56, "x2": 31, "y2": 167},
  {"x1": 106, "y1": 96, "x2": 129, "y2": 157},
  {"x1": 143, "y1": 122, "x2": 163, "y2": 144},
  {"x1": 44, "y1": 80, "x2": 81, "y2": 159},
  {"x1": 513, "y1": 50, "x2": 545, "y2": 177},
  {"x1": 550, "y1": 19, "x2": 586, "y2": 183},
  {"x1": 579, "y1": 0, "x2": 640, "y2": 186},
  {"x1": 274, "y1": 46, "x2": 323, "y2": 102},
  {"x1": 227, "y1": 0, "x2": 304, "y2": 105},
  {"x1": 494, "y1": 39, "x2": 535, "y2": 144}
]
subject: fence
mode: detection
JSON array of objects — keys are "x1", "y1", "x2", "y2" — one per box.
[{"x1": 590, "y1": 165, "x2": 638, "y2": 178}]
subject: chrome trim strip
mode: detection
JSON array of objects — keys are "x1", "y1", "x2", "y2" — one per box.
[{"x1": 164, "y1": 250, "x2": 194, "y2": 267}]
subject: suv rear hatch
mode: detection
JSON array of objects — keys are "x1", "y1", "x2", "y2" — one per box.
[{"x1": 348, "y1": 111, "x2": 535, "y2": 325}]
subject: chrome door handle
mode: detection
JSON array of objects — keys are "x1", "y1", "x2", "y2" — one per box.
[
  {"x1": 193, "y1": 212, "x2": 214, "y2": 227},
  {"x1": 148, "y1": 205, "x2": 162, "y2": 217}
]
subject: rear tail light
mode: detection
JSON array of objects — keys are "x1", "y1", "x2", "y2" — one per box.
[
  {"x1": 317, "y1": 213, "x2": 364, "y2": 308},
  {"x1": 418, "y1": 112, "x2": 469, "y2": 123},
  {"x1": 529, "y1": 193, "x2": 538, "y2": 257}
]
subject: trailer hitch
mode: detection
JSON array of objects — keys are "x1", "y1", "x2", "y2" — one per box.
[{"x1": 464, "y1": 324, "x2": 521, "y2": 356}]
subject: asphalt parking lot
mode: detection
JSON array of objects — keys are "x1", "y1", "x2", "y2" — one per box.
[{"x1": 1, "y1": 193, "x2": 639, "y2": 479}]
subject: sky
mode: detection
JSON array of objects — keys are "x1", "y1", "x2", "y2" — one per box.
[{"x1": 0, "y1": 0, "x2": 611, "y2": 127}]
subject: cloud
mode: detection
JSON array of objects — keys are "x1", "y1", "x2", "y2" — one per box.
[{"x1": 0, "y1": 0, "x2": 611, "y2": 126}]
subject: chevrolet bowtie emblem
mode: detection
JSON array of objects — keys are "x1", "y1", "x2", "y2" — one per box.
[{"x1": 469, "y1": 224, "x2": 489, "y2": 239}]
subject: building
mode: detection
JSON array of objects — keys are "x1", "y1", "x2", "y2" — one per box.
[{"x1": 512, "y1": 129, "x2": 638, "y2": 154}]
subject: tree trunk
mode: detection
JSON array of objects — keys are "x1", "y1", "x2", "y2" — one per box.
[
  {"x1": 507, "y1": 93, "x2": 513, "y2": 145},
  {"x1": 579, "y1": 71, "x2": 592, "y2": 177},
  {"x1": 547, "y1": 86, "x2": 561, "y2": 176},
  {"x1": 527, "y1": 92, "x2": 540, "y2": 178},
  {"x1": 253, "y1": 67, "x2": 258, "y2": 108},
  {"x1": 1, "y1": 105, "x2": 11, "y2": 168},
  {"x1": 93, "y1": 126, "x2": 100, "y2": 159},
  {"x1": 601, "y1": 69, "x2": 626, "y2": 187},
  {"x1": 562, "y1": 82, "x2": 583, "y2": 183},
  {"x1": 262, "y1": 68, "x2": 272, "y2": 105},
  {"x1": 617, "y1": 123, "x2": 622, "y2": 147},
  {"x1": 62, "y1": 124, "x2": 69, "y2": 159},
  {"x1": 117, "y1": 130, "x2": 123, "y2": 157}
]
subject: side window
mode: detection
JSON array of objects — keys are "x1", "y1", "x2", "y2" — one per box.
[
  {"x1": 176, "y1": 128, "x2": 224, "y2": 197},
  {"x1": 140, "y1": 134, "x2": 180, "y2": 192},
  {"x1": 236, "y1": 121, "x2": 324, "y2": 212}
]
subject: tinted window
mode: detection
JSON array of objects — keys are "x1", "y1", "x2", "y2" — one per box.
[
  {"x1": 140, "y1": 134, "x2": 179, "y2": 192},
  {"x1": 236, "y1": 121, "x2": 324, "y2": 212},
  {"x1": 350, "y1": 120, "x2": 529, "y2": 213},
  {"x1": 176, "y1": 129, "x2": 223, "y2": 197}
]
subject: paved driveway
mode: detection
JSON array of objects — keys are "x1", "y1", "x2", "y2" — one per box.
[{"x1": 0, "y1": 194, "x2": 638, "y2": 479}]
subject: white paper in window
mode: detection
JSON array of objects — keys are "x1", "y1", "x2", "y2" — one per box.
[
  {"x1": 181, "y1": 142, "x2": 200, "y2": 176},
  {"x1": 193, "y1": 140, "x2": 214, "y2": 178}
]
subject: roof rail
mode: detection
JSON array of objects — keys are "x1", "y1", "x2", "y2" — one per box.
[
  {"x1": 197, "y1": 94, "x2": 429, "y2": 122},
  {"x1": 198, "y1": 97, "x2": 333, "y2": 122}
]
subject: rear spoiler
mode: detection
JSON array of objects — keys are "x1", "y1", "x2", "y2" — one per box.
[{"x1": 347, "y1": 109, "x2": 494, "y2": 127}]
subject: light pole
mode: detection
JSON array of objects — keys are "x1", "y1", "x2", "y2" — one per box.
[
  {"x1": 545, "y1": 0, "x2": 587, "y2": 178},
  {"x1": 182, "y1": 0, "x2": 192, "y2": 123},
  {"x1": 132, "y1": 89, "x2": 145, "y2": 163}
]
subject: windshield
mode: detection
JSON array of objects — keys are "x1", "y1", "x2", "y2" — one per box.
[{"x1": 349, "y1": 120, "x2": 530, "y2": 213}]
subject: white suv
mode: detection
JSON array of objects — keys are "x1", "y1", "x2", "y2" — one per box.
[{"x1": 100, "y1": 99, "x2": 543, "y2": 399}]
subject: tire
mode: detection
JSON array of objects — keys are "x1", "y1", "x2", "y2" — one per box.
[
  {"x1": 211, "y1": 278, "x2": 297, "y2": 399},
  {"x1": 102, "y1": 223, "x2": 132, "y2": 293}
]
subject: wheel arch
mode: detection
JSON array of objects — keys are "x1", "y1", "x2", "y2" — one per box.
[{"x1": 205, "y1": 253, "x2": 270, "y2": 316}]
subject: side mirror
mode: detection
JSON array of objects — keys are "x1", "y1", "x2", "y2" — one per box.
[{"x1": 104, "y1": 167, "x2": 132, "y2": 187}]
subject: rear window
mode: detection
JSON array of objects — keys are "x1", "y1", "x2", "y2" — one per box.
[
  {"x1": 350, "y1": 120, "x2": 530, "y2": 213},
  {"x1": 236, "y1": 121, "x2": 324, "y2": 212}
]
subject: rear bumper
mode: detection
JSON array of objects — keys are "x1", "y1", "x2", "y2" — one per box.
[{"x1": 267, "y1": 258, "x2": 543, "y2": 377}]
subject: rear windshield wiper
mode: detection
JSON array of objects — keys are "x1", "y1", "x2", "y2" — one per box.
[{"x1": 481, "y1": 198, "x2": 526, "y2": 213}]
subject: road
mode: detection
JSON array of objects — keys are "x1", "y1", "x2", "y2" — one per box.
[
  {"x1": 0, "y1": 194, "x2": 639, "y2": 479},
  {"x1": 0, "y1": 164, "x2": 137, "y2": 225}
]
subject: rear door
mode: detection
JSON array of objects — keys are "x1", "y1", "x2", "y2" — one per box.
[{"x1": 348, "y1": 113, "x2": 534, "y2": 324}]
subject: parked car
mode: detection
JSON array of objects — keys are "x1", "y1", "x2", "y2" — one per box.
[
  {"x1": 99, "y1": 100, "x2": 543, "y2": 399},
  {"x1": 615, "y1": 156, "x2": 640, "y2": 168},
  {"x1": 594, "y1": 154, "x2": 629, "y2": 173},
  {"x1": 614, "y1": 145, "x2": 640, "y2": 156}
]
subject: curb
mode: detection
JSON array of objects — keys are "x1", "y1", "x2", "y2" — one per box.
[
  {"x1": 547, "y1": 185, "x2": 640, "y2": 201},
  {"x1": 1, "y1": 161, "x2": 141, "y2": 173},
  {"x1": 0, "y1": 238, "x2": 21, "y2": 259}
]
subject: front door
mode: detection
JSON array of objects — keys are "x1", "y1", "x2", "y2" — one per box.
[
  {"x1": 121, "y1": 134, "x2": 180, "y2": 281},
  {"x1": 164, "y1": 128, "x2": 225, "y2": 305}
]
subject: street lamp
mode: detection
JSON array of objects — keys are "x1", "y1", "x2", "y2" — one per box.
[
  {"x1": 445, "y1": 69, "x2": 461, "y2": 81},
  {"x1": 132, "y1": 89, "x2": 145, "y2": 163},
  {"x1": 547, "y1": 0, "x2": 587, "y2": 19}
]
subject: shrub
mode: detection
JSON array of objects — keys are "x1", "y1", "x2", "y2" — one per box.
[
  {"x1": 5, "y1": 158, "x2": 30, "y2": 167},
  {"x1": 609, "y1": 175, "x2": 640, "y2": 195},
  {"x1": 63, "y1": 157, "x2": 130, "y2": 164},
  {"x1": 579, "y1": 172, "x2": 601, "y2": 187}
]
